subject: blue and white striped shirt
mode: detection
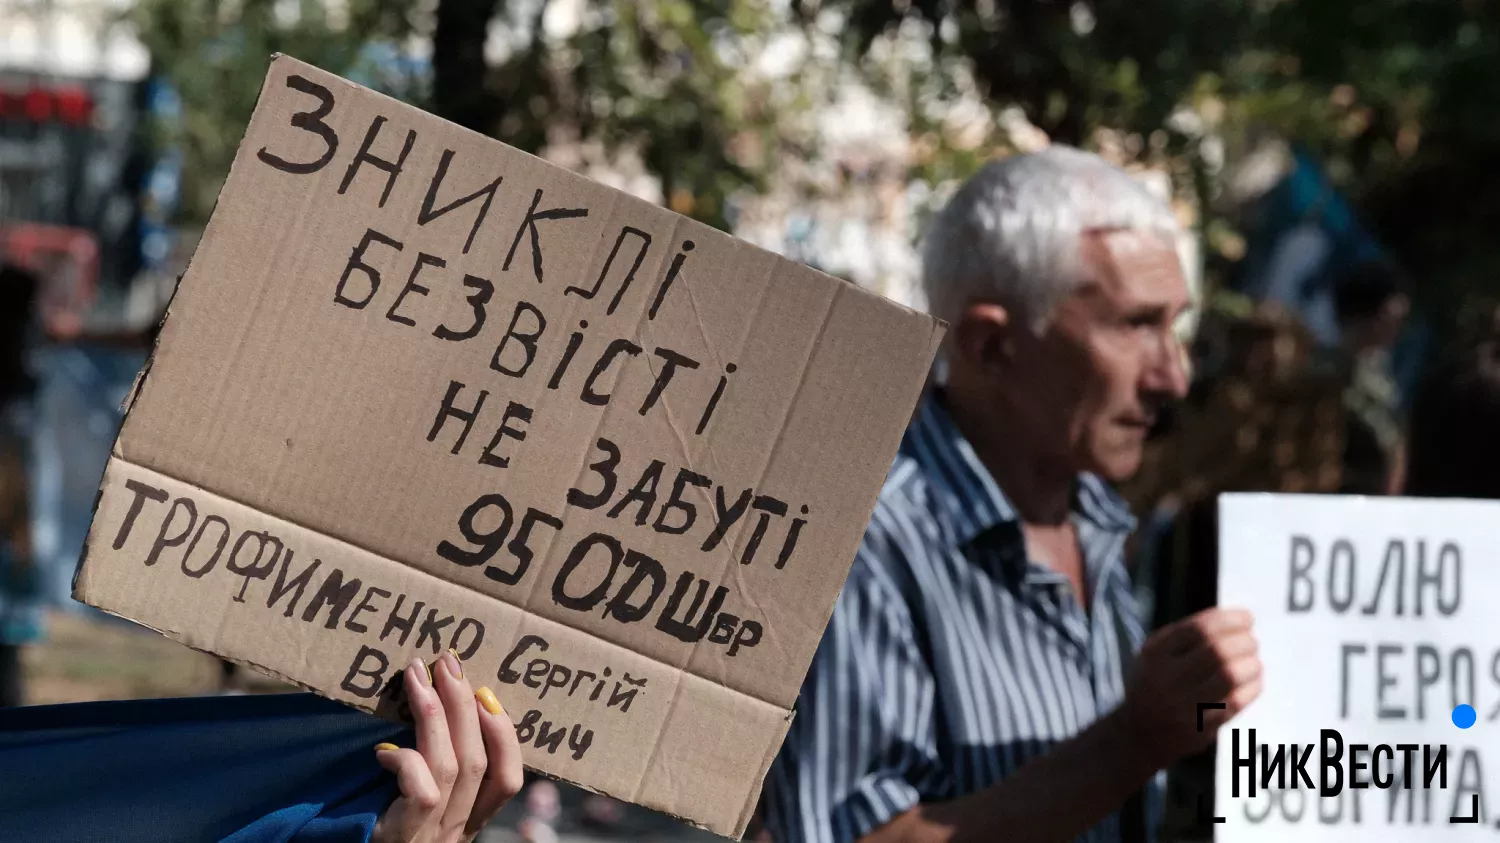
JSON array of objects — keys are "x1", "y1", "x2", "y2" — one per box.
[{"x1": 764, "y1": 390, "x2": 1162, "y2": 843}]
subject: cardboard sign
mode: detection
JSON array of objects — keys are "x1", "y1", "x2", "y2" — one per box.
[
  {"x1": 73, "y1": 55, "x2": 944, "y2": 837},
  {"x1": 1216, "y1": 494, "x2": 1498, "y2": 841}
]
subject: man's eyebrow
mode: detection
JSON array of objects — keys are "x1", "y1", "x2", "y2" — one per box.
[
  {"x1": 1079, "y1": 224, "x2": 1177, "y2": 243},
  {"x1": 1120, "y1": 296, "x2": 1192, "y2": 322}
]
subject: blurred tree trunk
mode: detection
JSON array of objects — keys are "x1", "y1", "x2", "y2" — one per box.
[{"x1": 432, "y1": 0, "x2": 503, "y2": 133}]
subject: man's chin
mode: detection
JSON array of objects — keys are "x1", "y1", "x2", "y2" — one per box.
[{"x1": 1086, "y1": 448, "x2": 1144, "y2": 484}]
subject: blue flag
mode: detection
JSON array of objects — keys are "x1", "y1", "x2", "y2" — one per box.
[{"x1": 0, "y1": 693, "x2": 406, "y2": 842}]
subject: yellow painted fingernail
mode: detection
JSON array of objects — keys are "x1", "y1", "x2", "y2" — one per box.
[
  {"x1": 476, "y1": 686, "x2": 503, "y2": 717},
  {"x1": 443, "y1": 647, "x2": 463, "y2": 678},
  {"x1": 374, "y1": 742, "x2": 399, "y2": 752}
]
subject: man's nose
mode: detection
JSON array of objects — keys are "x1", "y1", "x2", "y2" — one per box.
[{"x1": 1143, "y1": 333, "x2": 1190, "y2": 400}]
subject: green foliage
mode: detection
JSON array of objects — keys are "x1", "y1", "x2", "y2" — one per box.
[
  {"x1": 130, "y1": 0, "x2": 416, "y2": 224},
  {"x1": 807, "y1": 0, "x2": 1249, "y2": 146},
  {"x1": 523, "y1": 0, "x2": 791, "y2": 230},
  {"x1": 133, "y1": 0, "x2": 1500, "y2": 324},
  {"x1": 136, "y1": 0, "x2": 804, "y2": 233},
  {"x1": 805, "y1": 0, "x2": 1500, "y2": 321}
]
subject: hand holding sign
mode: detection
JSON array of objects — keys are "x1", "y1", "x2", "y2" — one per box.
[
  {"x1": 1119, "y1": 607, "x2": 1263, "y2": 771},
  {"x1": 372, "y1": 652, "x2": 524, "y2": 843}
]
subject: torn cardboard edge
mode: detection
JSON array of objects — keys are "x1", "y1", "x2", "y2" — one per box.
[
  {"x1": 75, "y1": 456, "x2": 793, "y2": 838},
  {"x1": 76, "y1": 52, "x2": 947, "y2": 839}
]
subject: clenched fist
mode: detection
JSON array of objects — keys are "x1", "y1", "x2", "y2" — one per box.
[{"x1": 1118, "y1": 607, "x2": 1262, "y2": 771}]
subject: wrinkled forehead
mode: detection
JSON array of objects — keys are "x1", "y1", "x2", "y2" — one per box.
[{"x1": 1075, "y1": 227, "x2": 1189, "y2": 306}]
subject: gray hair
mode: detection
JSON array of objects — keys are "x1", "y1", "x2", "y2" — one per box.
[{"x1": 920, "y1": 145, "x2": 1183, "y2": 336}]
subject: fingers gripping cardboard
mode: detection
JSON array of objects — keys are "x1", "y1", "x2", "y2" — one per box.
[{"x1": 73, "y1": 55, "x2": 945, "y2": 838}]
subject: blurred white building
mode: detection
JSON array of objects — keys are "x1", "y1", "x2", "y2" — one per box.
[
  {"x1": 0, "y1": 0, "x2": 149, "y2": 80},
  {"x1": 719, "y1": 21, "x2": 1204, "y2": 322}
]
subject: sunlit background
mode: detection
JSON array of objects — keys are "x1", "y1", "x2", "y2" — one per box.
[{"x1": 4, "y1": 0, "x2": 1499, "y2": 839}]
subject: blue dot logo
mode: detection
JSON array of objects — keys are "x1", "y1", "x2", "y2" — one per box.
[{"x1": 1453, "y1": 704, "x2": 1477, "y2": 729}]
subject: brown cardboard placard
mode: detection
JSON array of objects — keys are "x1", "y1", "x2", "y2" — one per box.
[{"x1": 73, "y1": 55, "x2": 944, "y2": 838}]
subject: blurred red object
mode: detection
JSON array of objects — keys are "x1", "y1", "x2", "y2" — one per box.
[
  {"x1": 0, "y1": 222, "x2": 99, "y2": 338},
  {"x1": 0, "y1": 85, "x2": 93, "y2": 127},
  {"x1": 51, "y1": 87, "x2": 94, "y2": 126}
]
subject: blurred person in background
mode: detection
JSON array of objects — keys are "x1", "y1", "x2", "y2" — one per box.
[
  {"x1": 0, "y1": 262, "x2": 42, "y2": 707},
  {"x1": 1129, "y1": 305, "x2": 1347, "y2": 633},
  {"x1": 763, "y1": 147, "x2": 1261, "y2": 843},
  {"x1": 1115, "y1": 261, "x2": 1408, "y2": 838},
  {"x1": 1121, "y1": 305, "x2": 1348, "y2": 839},
  {"x1": 1332, "y1": 260, "x2": 1410, "y2": 496}
]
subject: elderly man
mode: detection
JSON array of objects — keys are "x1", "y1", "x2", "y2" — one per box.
[{"x1": 763, "y1": 147, "x2": 1262, "y2": 843}]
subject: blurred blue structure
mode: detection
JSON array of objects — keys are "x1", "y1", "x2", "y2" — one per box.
[
  {"x1": 29, "y1": 344, "x2": 145, "y2": 613},
  {"x1": 138, "y1": 77, "x2": 183, "y2": 279},
  {"x1": 346, "y1": 42, "x2": 430, "y2": 101}
]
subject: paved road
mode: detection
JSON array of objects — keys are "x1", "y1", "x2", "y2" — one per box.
[
  {"x1": 471, "y1": 777, "x2": 1216, "y2": 843},
  {"x1": 477, "y1": 779, "x2": 730, "y2": 843}
]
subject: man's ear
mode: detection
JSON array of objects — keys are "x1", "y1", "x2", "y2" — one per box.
[{"x1": 952, "y1": 302, "x2": 1013, "y2": 372}]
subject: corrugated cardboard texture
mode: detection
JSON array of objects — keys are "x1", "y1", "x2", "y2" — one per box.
[{"x1": 73, "y1": 55, "x2": 945, "y2": 838}]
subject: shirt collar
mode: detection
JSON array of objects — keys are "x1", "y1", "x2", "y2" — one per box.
[{"x1": 898, "y1": 389, "x2": 1137, "y2": 551}]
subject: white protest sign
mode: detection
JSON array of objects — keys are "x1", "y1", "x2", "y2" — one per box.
[{"x1": 1216, "y1": 493, "x2": 1499, "y2": 840}]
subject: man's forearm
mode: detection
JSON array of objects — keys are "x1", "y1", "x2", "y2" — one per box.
[{"x1": 862, "y1": 709, "x2": 1157, "y2": 843}]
